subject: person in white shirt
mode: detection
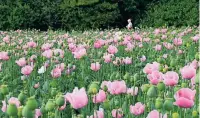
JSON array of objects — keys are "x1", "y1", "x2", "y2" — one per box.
[{"x1": 126, "y1": 19, "x2": 132, "y2": 30}]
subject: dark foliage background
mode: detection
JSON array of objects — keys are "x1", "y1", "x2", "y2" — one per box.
[{"x1": 0, "y1": 0, "x2": 198, "y2": 31}]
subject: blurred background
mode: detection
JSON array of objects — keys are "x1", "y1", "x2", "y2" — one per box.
[{"x1": 0, "y1": 0, "x2": 198, "y2": 31}]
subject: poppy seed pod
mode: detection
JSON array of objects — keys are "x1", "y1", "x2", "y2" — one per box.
[
  {"x1": 147, "y1": 85, "x2": 158, "y2": 97},
  {"x1": 45, "y1": 99, "x2": 55, "y2": 111},
  {"x1": 7, "y1": 104, "x2": 18, "y2": 116},
  {"x1": 26, "y1": 96, "x2": 38, "y2": 110},
  {"x1": 163, "y1": 98, "x2": 173, "y2": 111},
  {"x1": 155, "y1": 97, "x2": 163, "y2": 109},
  {"x1": 157, "y1": 82, "x2": 165, "y2": 91},
  {"x1": 172, "y1": 112, "x2": 179, "y2": 118},
  {"x1": 88, "y1": 82, "x2": 99, "y2": 94},
  {"x1": 56, "y1": 95, "x2": 65, "y2": 107},
  {"x1": 1, "y1": 85, "x2": 9, "y2": 95}
]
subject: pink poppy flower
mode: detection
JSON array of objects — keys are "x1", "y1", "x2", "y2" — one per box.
[
  {"x1": 27, "y1": 41, "x2": 37, "y2": 48},
  {"x1": 147, "y1": 71, "x2": 163, "y2": 85},
  {"x1": 143, "y1": 62, "x2": 160, "y2": 74},
  {"x1": 15, "y1": 57, "x2": 26, "y2": 67},
  {"x1": 88, "y1": 108, "x2": 104, "y2": 118},
  {"x1": 147, "y1": 110, "x2": 167, "y2": 118},
  {"x1": 35, "y1": 109, "x2": 42, "y2": 118},
  {"x1": 191, "y1": 35, "x2": 199, "y2": 42},
  {"x1": 107, "y1": 45, "x2": 118, "y2": 54},
  {"x1": 42, "y1": 50, "x2": 53, "y2": 59},
  {"x1": 0, "y1": 51, "x2": 9, "y2": 60},
  {"x1": 1, "y1": 101, "x2": 7, "y2": 112},
  {"x1": 65, "y1": 87, "x2": 88, "y2": 109},
  {"x1": 180, "y1": 65, "x2": 196, "y2": 79},
  {"x1": 173, "y1": 38, "x2": 182, "y2": 46},
  {"x1": 93, "y1": 90, "x2": 106, "y2": 103},
  {"x1": 51, "y1": 68, "x2": 62, "y2": 78},
  {"x1": 127, "y1": 87, "x2": 138, "y2": 96},
  {"x1": 123, "y1": 57, "x2": 132, "y2": 65},
  {"x1": 21, "y1": 65, "x2": 33, "y2": 76},
  {"x1": 8, "y1": 97, "x2": 20, "y2": 108},
  {"x1": 90, "y1": 62, "x2": 101, "y2": 71},
  {"x1": 163, "y1": 71, "x2": 179, "y2": 86},
  {"x1": 41, "y1": 43, "x2": 52, "y2": 51},
  {"x1": 103, "y1": 54, "x2": 113, "y2": 63},
  {"x1": 112, "y1": 109, "x2": 123, "y2": 118},
  {"x1": 130, "y1": 102, "x2": 145, "y2": 115},
  {"x1": 107, "y1": 80, "x2": 127, "y2": 95},
  {"x1": 154, "y1": 45, "x2": 162, "y2": 51},
  {"x1": 174, "y1": 88, "x2": 196, "y2": 108},
  {"x1": 3, "y1": 35, "x2": 10, "y2": 43}
]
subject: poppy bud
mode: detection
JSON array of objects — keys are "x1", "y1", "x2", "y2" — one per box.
[
  {"x1": 141, "y1": 84, "x2": 150, "y2": 93},
  {"x1": 7, "y1": 104, "x2": 18, "y2": 116},
  {"x1": 51, "y1": 88, "x2": 57, "y2": 96}
]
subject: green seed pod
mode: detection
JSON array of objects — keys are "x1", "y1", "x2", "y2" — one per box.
[
  {"x1": 40, "y1": 104, "x2": 46, "y2": 114},
  {"x1": 7, "y1": 104, "x2": 18, "y2": 116},
  {"x1": 18, "y1": 92, "x2": 26, "y2": 103},
  {"x1": 195, "y1": 53, "x2": 199, "y2": 60},
  {"x1": 56, "y1": 96, "x2": 65, "y2": 107},
  {"x1": 195, "y1": 70, "x2": 199, "y2": 84},
  {"x1": 103, "y1": 100, "x2": 110, "y2": 110},
  {"x1": 133, "y1": 73, "x2": 139, "y2": 82},
  {"x1": 123, "y1": 72, "x2": 130, "y2": 80},
  {"x1": 157, "y1": 82, "x2": 165, "y2": 91},
  {"x1": 192, "y1": 111, "x2": 198, "y2": 118},
  {"x1": 51, "y1": 88, "x2": 57, "y2": 96},
  {"x1": 155, "y1": 97, "x2": 163, "y2": 109},
  {"x1": 147, "y1": 86, "x2": 158, "y2": 97},
  {"x1": 181, "y1": 83, "x2": 187, "y2": 88},
  {"x1": 22, "y1": 106, "x2": 34, "y2": 118},
  {"x1": 18, "y1": 106, "x2": 23, "y2": 117},
  {"x1": 45, "y1": 99, "x2": 55, "y2": 111},
  {"x1": 172, "y1": 112, "x2": 179, "y2": 118},
  {"x1": 142, "y1": 84, "x2": 150, "y2": 93},
  {"x1": 88, "y1": 82, "x2": 99, "y2": 94},
  {"x1": 1, "y1": 85, "x2": 9, "y2": 95},
  {"x1": 163, "y1": 98, "x2": 173, "y2": 111},
  {"x1": 170, "y1": 60, "x2": 176, "y2": 67},
  {"x1": 26, "y1": 96, "x2": 38, "y2": 110}
]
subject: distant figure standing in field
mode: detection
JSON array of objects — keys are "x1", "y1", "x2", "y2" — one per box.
[{"x1": 126, "y1": 19, "x2": 132, "y2": 30}]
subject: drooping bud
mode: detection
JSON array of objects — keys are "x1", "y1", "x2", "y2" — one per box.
[{"x1": 56, "y1": 95, "x2": 65, "y2": 107}]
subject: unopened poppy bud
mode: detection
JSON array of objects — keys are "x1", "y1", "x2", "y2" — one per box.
[{"x1": 88, "y1": 82, "x2": 99, "y2": 94}]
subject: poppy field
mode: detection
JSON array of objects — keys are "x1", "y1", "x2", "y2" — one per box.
[{"x1": 0, "y1": 27, "x2": 199, "y2": 118}]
